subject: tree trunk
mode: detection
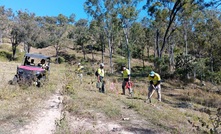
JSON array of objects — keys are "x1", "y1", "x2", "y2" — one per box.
[
  {"x1": 100, "y1": 34, "x2": 104, "y2": 63},
  {"x1": 169, "y1": 43, "x2": 175, "y2": 72},
  {"x1": 108, "y1": 35, "x2": 113, "y2": 73},
  {"x1": 91, "y1": 44, "x2": 94, "y2": 61},
  {"x1": 55, "y1": 43, "x2": 59, "y2": 64},
  {"x1": 12, "y1": 43, "x2": 17, "y2": 60},
  {"x1": 155, "y1": 29, "x2": 159, "y2": 68},
  {"x1": 123, "y1": 28, "x2": 131, "y2": 72},
  {"x1": 82, "y1": 44, "x2": 86, "y2": 60},
  {"x1": 184, "y1": 22, "x2": 188, "y2": 55},
  {"x1": 24, "y1": 43, "x2": 31, "y2": 53},
  {"x1": 126, "y1": 34, "x2": 131, "y2": 72},
  {"x1": 0, "y1": 30, "x2": 2, "y2": 45}
]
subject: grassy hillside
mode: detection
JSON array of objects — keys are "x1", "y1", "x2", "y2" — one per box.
[{"x1": 0, "y1": 44, "x2": 220, "y2": 133}]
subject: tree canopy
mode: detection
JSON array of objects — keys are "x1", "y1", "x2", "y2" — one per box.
[{"x1": 1, "y1": 0, "x2": 221, "y2": 83}]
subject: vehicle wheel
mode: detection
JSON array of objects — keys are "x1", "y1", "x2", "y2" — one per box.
[
  {"x1": 9, "y1": 76, "x2": 18, "y2": 85},
  {"x1": 36, "y1": 81, "x2": 41, "y2": 87}
]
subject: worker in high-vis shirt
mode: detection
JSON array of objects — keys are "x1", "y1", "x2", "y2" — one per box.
[
  {"x1": 76, "y1": 63, "x2": 84, "y2": 84},
  {"x1": 147, "y1": 71, "x2": 161, "y2": 103},
  {"x1": 97, "y1": 63, "x2": 105, "y2": 93},
  {"x1": 121, "y1": 65, "x2": 132, "y2": 95}
]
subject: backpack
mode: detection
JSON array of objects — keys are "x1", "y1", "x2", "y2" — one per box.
[{"x1": 95, "y1": 70, "x2": 99, "y2": 76}]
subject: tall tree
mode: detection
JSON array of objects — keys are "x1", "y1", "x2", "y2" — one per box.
[
  {"x1": 8, "y1": 11, "x2": 26, "y2": 60},
  {"x1": 75, "y1": 19, "x2": 89, "y2": 60},
  {"x1": 118, "y1": 0, "x2": 140, "y2": 72},
  {"x1": 85, "y1": 0, "x2": 140, "y2": 73},
  {"x1": 84, "y1": 0, "x2": 123, "y2": 73},
  {"x1": 144, "y1": 0, "x2": 204, "y2": 58},
  {"x1": 45, "y1": 15, "x2": 70, "y2": 63},
  {"x1": 0, "y1": 6, "x2": 13, "y2": 45},
  {"x1": 17, "y1": 10, "x2": 40, "y2": 53}
]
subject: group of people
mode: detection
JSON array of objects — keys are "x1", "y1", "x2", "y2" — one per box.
[
  {"x1": 76, "y1": 62, "x2": 162, "y2": 103},
  {"x1": 25, "y1": 57, "x2": 48, "y2": 70}
]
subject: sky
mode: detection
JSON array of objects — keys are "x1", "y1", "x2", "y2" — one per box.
[
  {"x1": 0, "y1": 0, "x2": 90, "y2": 20},
  {"x1": 0, "y1": 0, "x2": 146, "y2": 21}
]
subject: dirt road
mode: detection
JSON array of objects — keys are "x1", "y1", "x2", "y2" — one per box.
[{"x1": 13, "y1": 91, "x2": 62, "y2": 134}]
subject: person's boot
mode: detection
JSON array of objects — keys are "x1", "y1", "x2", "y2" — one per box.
[
  {"x1": 145, "y1": 98, "x2": 151, "y2": 103},
  {"x1": 121, "y1": 88, "x2": 125, "y2": 95},
  {"x1": 129, "y1": 88, "x2": 133, "y2": 97}
]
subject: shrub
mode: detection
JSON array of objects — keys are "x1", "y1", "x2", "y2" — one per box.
[
  {"x1": 56, "y1": 56, "x2": 65, "y2": 64},
  {"x1": 131, "y1": 65, "x2": 152, "y2": 77},
  {"x1": 0, "y1": 50, "x2": 12, "y2": 61},
  {"x1": 113, "y1": 57, "x2": 127, "y2": 71}
]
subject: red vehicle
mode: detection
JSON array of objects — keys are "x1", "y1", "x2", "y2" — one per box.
[{"x1": 9, "y1": 53, "x2": 51, "y2": 87}]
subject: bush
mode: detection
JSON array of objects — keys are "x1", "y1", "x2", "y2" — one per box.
[
  {"x1": 113, "y1": 57, "x2": 127, "y2": 71},
  {"x1": 147, "y1": 55, "x2": 155, "y2": 63},
  {"x1": 58, "y1": 52, "x2": 76, "y2": 63},
  {"x1": 131, "y1": 66, "x2": 152, "y2": 77},
  {"x1": 56, "y1": 56, "x2": 65, "y2": 64},
  {"x1": 204, "y1": 71, "x2": 221, "y2": 84},
  {"x1": 0, "y1": 50, "x2": 12, "y2": 61}
]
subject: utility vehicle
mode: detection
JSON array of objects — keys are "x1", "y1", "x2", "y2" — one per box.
[{"x1": 9, "y1": 53, "x2": 51, "y2": 87}]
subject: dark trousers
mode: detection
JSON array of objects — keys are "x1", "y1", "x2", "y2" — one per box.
[
  {"x1": 122, "y1": 78, "x2": 130, "y2": 95},
  {"x1": 99, "y1": 76, "x2": 105, "y2": 93}
]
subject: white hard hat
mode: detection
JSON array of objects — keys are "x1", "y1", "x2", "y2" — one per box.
[
  {"x1": 78, "y1": 63, "x2": 81, "y2": 65},
  {"x1": 100, "y1": 63, "x2": 104, "y2": 67},
  {"x1": 150, "y1": 71, "x2": 155, "y2": 76}
]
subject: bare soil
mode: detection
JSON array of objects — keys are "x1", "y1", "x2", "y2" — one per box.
[{"x1": 14, "y1": 91, "x2": 62, "y2": 134}]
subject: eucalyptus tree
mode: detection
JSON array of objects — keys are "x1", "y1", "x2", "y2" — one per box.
[
  {"x1": 34, "y1": 16, "x2": 51, "y2": 48},
  {"x1": 117, "y1": 0, "x2": 141, "y2": 72},
  {"x1": 44, "y1": 15, "x2": 70, "y2": 63},
  {"x1": 7, "y1": 11, "x2": 27, "y2": 60},
  {"x1": 88, "y1": 20, "x2": 102, "y2": 61},
  {"x1": 0, "y1": 6, "x2": 13, "y2": 45},
  {"x1": 193, "y1": 10, "x2": 221, "y2": 80},
  {"x1": 84, "y1": 0, "x2": 106, "y2": 63},
  {"x1": 68, "y1": 13, "x2": 76, "y2": 24},
  {"x1": 84, "y1": 0, "x2": 140, "y2": 73},
  {"x1": 75, "y1": 19, "x2": 90, "y2": 60},
  {"x1": 205, "y1": 0, "x2": 221, "y2": 8},
  {"x1": 17, "y1": 10, "x2": 40, "y2": 53},
  {"x1": 84, "y1": 0, "x2": 124, "y2": 73},
  {"x1": 143, "y1": 0, "x2": 206, "y2": 58},
  {"x1": 129, "y1": 22, "x2": 145, "y2": 62},
  {"x1": 141, "y1": 17, "x2": 154, "y2": 58},
  {"x1": 57, "y1": 14, "x2": 69, "y2": 26}
]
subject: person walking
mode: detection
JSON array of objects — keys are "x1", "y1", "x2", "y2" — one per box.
[
  {"x1": 147, "y1": 71, "x2": 162, "y2": 103},
  {"x1": 76, "y1": 63, "x2": 84, "y2": 84},
  {"x1": 96, "y1": 63, "x2": 105, "y2": 93},
  {"x1": 121, "y1": 65, "x2": 132, "y2": 95}
]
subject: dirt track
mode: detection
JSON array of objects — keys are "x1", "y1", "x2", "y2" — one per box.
[{"x1": 16, "y1": 90, "x2": 62, "y2": 134}]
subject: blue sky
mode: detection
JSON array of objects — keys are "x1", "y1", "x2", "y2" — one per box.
[
  {"x1": 0, "y1": 0, "x2": 146, "y2": 21},
  {"x1": 0, "y1": 0, "x2": 90, "y2": 20}
]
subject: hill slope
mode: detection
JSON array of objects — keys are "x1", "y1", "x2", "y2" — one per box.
[{"x1": 0, "y1": 45, "x2": 220, "y2": 134}]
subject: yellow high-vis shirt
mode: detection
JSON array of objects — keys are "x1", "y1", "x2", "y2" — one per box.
[
  {"x1": 123, "y1": 69, "x2": 130, "y2": 78},
  {"x1": 98, "y1": 68, "x2": 104, "y2": 77},
  {"x1": 148, "y1": 73, "x2": 161, "y2": 85},
  {"x1": 77, "y1": 66, "x2": 84, "y2": 73}
]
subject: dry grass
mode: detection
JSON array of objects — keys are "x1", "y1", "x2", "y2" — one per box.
[
  {"x1": 56, "y1": 63, "x2": 221, "y2": 133},
  {"x1": 0, "y1": 60, "x2": 220, "y2": 133},
  {"x1": 0, "y1": 62, "x2": 62, "y2": 133},
  {"x1": 0, "y1": 45, "x2": 220, "y2": 133}
]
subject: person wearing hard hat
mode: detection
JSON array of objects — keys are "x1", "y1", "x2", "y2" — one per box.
[
  {"x1": 76, "y1": 63, "x2": 84, "y2": 84},
  {"x1": 96, "y1": 63, "x2": 105, "y2": 93},
  {"x1": 147, "y1": 71, "x2": 161, "y2": 103},
  {"x1": 121, "y1": 65, "x2": 132, "y2": 95}
]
